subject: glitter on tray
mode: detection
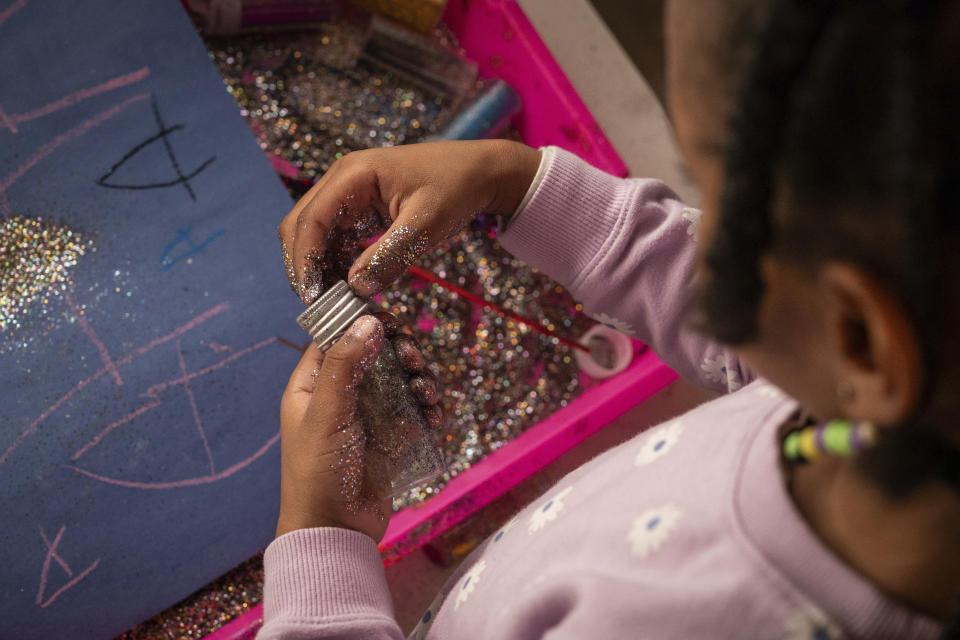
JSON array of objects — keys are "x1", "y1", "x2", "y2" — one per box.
[
  {"x1": 380, "y1": 218, "x2": 596, "y2": 511},
  {"x1": 1, "y1": 215, "x2": 92, "y2": 333},
  {"x1": 112, "y1": 554, "x2": 264, "y2": 640},
  {"x1": 207, "y1": 21, "x2": 451, "y2": 182}
]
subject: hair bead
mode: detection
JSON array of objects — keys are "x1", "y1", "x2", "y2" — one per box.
[{"x1": 782, "y1": 420, "x2": 876, "y2": 463}]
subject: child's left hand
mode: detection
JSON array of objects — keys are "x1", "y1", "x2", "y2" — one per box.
[{"x1": 275, "y1": 313, "x2": 440, "y2": 541}]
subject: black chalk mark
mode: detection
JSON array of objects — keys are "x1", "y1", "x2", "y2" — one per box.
[{"x1": 96, "y1": 95, "x2": 216, "y2": 201}]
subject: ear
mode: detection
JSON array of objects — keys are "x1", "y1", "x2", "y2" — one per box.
[{"x1": 821, "y1": 263, "x2": 924, "y2": 425}]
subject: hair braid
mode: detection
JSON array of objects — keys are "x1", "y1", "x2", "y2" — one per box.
[{"x1": 697, "y1": 0, "x2": 836, "y2": 344}]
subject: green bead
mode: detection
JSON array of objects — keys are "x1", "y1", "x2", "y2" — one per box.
[
  {"x1": 823, "y1": 420, "x2": 854, "y2": 455},
  {"x1": 783, "y1": 431, "x2": 802, "y2": 460}
]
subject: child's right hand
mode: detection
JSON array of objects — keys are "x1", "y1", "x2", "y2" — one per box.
[{"x1": 278, "y1": 140, "x2": 541, "y2": 302}]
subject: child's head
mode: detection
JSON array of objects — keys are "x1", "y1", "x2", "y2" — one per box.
[{"x1": 665, "y1": 0, "x2": 960, "y2": 496}]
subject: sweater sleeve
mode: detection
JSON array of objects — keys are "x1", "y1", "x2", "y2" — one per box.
[
  {"x1": 498, "y1": 146, "x2": 753, "y2": 393},
  {"x1": 256, "y1": 528, "x2": 403, "y2": 640}
]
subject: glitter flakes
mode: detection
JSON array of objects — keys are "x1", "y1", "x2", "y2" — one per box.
[
  {"x1": 113, "y1": 554, "x2": 264, "y2": 640},
  {"x1": 301, "y1": 242, "x2": 324, "y2": 304},
  {"x1": 1, "y1": 215, "x2": 92, "y2": 333},
  {"x1": 349, "y1": 224, "x2": 429, "y2": 295},
  {"x1": 279, "y1": 235, "x2": 298, "y2": 294},
  {"x1": 381, "y1": 218, "x2": 595, "y2": 510},
  {"x1": 207, "y1": 22, "x2": 450, "y2": 182}
]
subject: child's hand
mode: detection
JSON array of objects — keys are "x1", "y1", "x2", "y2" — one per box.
[
  {"x1": 278, "y1": 140, "x2": 541, "y2": 302},
  {"x1": 275, "y1": 314, "x2": 440, "y2": 541}
]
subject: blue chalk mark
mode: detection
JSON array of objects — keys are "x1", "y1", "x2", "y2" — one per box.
[{"x1": 159, "y1": 226, "x2": 226, "y2": 270}]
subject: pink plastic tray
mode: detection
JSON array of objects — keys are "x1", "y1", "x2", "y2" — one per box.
[
  {"x1": 201, "y1": 2, "x2": 665, "y2": 638},
  {"x1": 442, "y1": 0, "x2": 628, "y2": 177}
]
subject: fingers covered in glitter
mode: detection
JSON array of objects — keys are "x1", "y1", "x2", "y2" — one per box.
[
  {"x1": 304, "y1": 315, "x2": 384, "y2": 430},
  {"x1": 348, "y1": 218, "x2": 430, "y2": 297},
  {"x1": 409, "y1": 375, "x2": 439, "y2": 406},
  {"x1": 371, "y1": 310, "x2": 402, "y2": 337},
  {"x1": 286, "y1": 155, "x2": 384, "y2": 305},
  {"x1": 421, "y1": 404, "x2": 443, "y2": 430},
  {"x1": 372, "y1": 311, "x2": 441, "y2": 419},
  {"x1": 392, "y1": 333, "x2": 425, "y2": 370},
  {"x1": 277, "y1": 315, "x2": 397, "y2": 539}
]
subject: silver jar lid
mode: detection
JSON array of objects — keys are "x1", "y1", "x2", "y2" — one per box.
[{"x1": 296, "y1": 280, "x2": 370, "y2": 351}]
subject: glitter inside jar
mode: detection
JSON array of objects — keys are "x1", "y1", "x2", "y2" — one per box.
[{"x1": 297, "y1": 280, "x2": 446, "y2": 499}]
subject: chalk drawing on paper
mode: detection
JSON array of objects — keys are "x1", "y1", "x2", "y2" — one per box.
[
  {"x1": 35, "y1": 524, "x2": 100, "y2": 609},
  {"x1": 3, "y1": 298, "x2": 283, "y2": 489}
]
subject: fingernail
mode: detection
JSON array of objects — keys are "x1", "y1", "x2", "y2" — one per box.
[
  {"x1": 300, "y1": 246, "x2": 323, "y2": 305},
  {"x1": 410, "y1": 375, "x2": 439, "y2": 405},
  {"x1": 348, "y1": 269, "x2": 381, "y2": 297},
  {"x1": 349, "y1": 314, "x2": 382, "y2": 341},
  {"x1": 349, "y1": 316, "x2": 383, "y2": 381}
]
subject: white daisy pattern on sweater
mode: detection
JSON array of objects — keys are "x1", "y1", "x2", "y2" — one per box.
[
  {"x1": 589, "y1": 312, "x2": 635, "y2": 336},
  {"x1": 701, "y1": 354, "x2": 742, "y2": 391},
  {"x1": 682, "y1": 207, "x2": 702, "y2": 238},
  {"x1": 628, "y1": 504, "x2": 684, "y2": 559},
  {"x1": 454, "y1": 560, "x2": 487, "y2": 610},
  {"x1": 783, "y1": 605, "x2": 842, "y2": 640},
  {"x1": 528, "y1": 486, "x2": 574, "y2": 533},
  {"x1": 635, "y1": 420, "x2": 683, "y2": 467}
]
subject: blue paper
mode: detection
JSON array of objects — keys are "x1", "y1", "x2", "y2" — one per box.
[{"x1": 0, "y1": 1, "x2": 303, "y2": 637}]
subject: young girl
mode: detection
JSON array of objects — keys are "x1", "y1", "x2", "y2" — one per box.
[{"x1": 268, "y1": 0, "x2": 960, "y2": 637}]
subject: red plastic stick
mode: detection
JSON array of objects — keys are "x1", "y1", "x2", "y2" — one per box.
[{"x1": 405, "y1": 264, "x2": 589, "y2": 352}]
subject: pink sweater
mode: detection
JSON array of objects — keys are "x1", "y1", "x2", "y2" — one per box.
[{"x1": 258, "y1": 148, "x2": 941, "y2": 639}]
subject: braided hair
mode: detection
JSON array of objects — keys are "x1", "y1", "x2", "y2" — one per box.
[{"x1": 696, "y1": 1, "x2": 960, "y2": 633}]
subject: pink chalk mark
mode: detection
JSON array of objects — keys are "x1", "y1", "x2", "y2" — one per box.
[
  {"x1": 0, "y1": 103, "x2": 18, "y2": 133},
  {"x1": 0, "y1": 0, "x2": 26, "y2": 26},
  {"x1": 0, "y1": 190, "x2": 10, "y2": 215},
  {"x1": 65, "y1": 336, "x2": 278, "y2": 487},
  {"x1": 0, "y1": 92, "x2": 149, "y2": 197},
  {"x1": 65, "y1": 430, "x2": 280, "y2": 490},
  {"x1": 40, "y1": 559, "x2": 100, "y2": 608},
  {"x1": 177, "y1": 340, "x2": 216, "y2": 474},
  {"x1": 7, "y1": 68, "x2": 150, "y2": 131},
  {"x1": 143, "y1": 337, "x2": 277, "y2": 398},
  {"x1": 71, "y1": 319, "x2": 272, "y2": 466},
  {"x1": 38, "y1": 526, "x2": 71, "y2": 585},
  {"x1": 71, "y1": 400, "x2": 161, "y2": 462},
  {"x1": 209, "y1": 342, "x2": 232, "y2": 353},
  {"x1": 1, "y1": 302, "x2": 229, "y2": 466},
  {"x1": 66, "y1": 293, "x2": 123, "y2": 386},
  {"x1": 36, "y1": 525, "x2": 100, "y2": 608}
]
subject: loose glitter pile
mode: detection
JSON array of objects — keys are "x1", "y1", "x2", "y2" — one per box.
[
  {"x1": 1, "y1": 215, "x2": 92, "y2": 333},
  {"x1": 207, "y1": 21, "x2": 452, "y2": 181}
]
